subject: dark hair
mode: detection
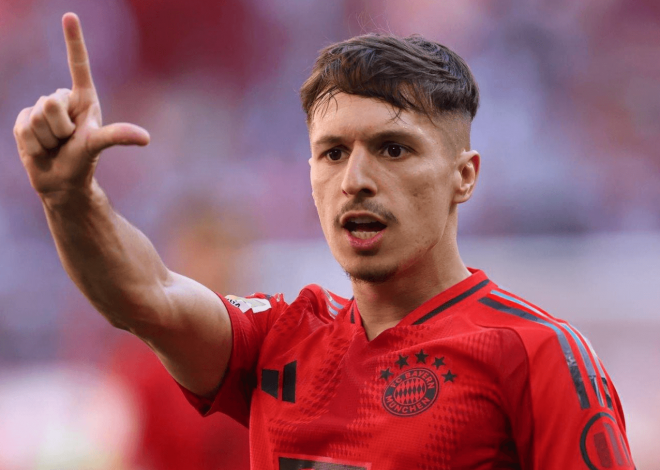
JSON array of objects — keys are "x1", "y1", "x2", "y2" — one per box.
[{"x1": 300, "y1": 33, "x2": 479, "y2": 123}]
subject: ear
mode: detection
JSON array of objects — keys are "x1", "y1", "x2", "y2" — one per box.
[{"x1": 454, "y1": 150, "x2": 480, "y2": 204}]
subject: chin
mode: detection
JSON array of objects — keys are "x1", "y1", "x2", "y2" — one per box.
[{"x1": 344, "y1": 263, "x2": 398, "y2": 284}]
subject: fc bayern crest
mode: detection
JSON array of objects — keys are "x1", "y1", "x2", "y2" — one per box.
[
  {"x1": 379, "y1": 349, "x2": 455, "y2": 417},
  {"x1": 382, "y1": 367, "x2": 439, "y2": 416}
]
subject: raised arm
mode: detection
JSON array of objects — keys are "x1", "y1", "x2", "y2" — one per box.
[{"x1": 13, "y1": 13, "x2": 232, "y2": 398}]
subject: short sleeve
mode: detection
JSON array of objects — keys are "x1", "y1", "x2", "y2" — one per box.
[
  {"x1": 509, "y1": 327, "x2": 635, "y2": 469},
  {"x1": 178, "y1": 292, "x2": 288, "y2": 426}
]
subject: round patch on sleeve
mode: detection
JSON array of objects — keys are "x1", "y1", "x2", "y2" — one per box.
[{"x1": 580, "y1": 412, "x2": 634, "y2": 469}]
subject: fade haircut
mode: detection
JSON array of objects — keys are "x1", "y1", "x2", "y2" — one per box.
[{"x1": 300, "y1": 33, "x2": 479, "y2": 124}]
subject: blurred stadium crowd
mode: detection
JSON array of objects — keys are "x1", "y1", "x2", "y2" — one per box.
[{"x1": 0, "y1": 0, "x2": 658, "y2": 468}]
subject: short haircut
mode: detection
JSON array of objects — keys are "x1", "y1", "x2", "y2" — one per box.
[{"x1": 300, "y1": 33, "x2": 479, "y2": 123}]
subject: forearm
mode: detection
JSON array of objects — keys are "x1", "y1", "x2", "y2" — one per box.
[
  {"x1": 42, "y1": 179, "x2": 171, "y2": 331},
  {"x1": 15, "y1": 13, "x2": 233, "y2": 397}
]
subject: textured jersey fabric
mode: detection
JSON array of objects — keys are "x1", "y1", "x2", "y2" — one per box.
[{"x1": 179, "y1": 269, "x2": 634, "y2": 470}]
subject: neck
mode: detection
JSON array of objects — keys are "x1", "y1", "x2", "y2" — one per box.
[{"x1": 351, "y1": 236, "x2": 470, "y2": 341}]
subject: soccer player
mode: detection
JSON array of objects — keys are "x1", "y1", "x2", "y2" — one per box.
[{"x1": 14, "y1": 12, "x2": 634, "y2": 470}]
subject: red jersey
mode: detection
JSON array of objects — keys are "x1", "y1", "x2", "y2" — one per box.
[{"x1": 180, "y1": 269, "x2": 634, "y2": 469}]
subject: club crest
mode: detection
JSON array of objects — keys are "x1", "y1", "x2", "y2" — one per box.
[{"x1": 379, "y1": 350, "x2": 456, "y2": 417}]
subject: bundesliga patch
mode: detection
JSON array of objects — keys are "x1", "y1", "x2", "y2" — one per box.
[
  {"x1": 379, "y1": 349, "x2": 457, "y2": 417},
  {"x1": 225, "y1": 295, "x2": 271, "y2": 314},
  {"x1": 580, "y1": 412, "x2": 634, "y2": 469}
]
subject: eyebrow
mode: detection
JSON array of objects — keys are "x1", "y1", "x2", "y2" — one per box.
[{"x1": 311, "y1": 129, "x2": 423, "y2": 149}]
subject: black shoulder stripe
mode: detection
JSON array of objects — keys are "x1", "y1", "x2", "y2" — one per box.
[
  {"x1": 479, "y1": 296, "x2": 591, "y2": 410},
  {"x1": 412, "y1": 279, "x2": 490, "y2": 325},
  {"x1": 489, "y1": 289, "x2": 614, "y2": 411}
]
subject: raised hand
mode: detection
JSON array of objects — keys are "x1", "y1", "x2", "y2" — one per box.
[{"x1": 13, "y1": 13, "x2": 150, "y2": 197}]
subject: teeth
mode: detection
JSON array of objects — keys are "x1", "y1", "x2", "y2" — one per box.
[
  {"x1": 351, "y1": 230, "x2": 379, "y2": 239},
  {"x1": 350, "y1": 216, "x2": 377, "y2": 223}
]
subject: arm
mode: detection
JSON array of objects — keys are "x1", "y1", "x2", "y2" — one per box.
[
  {"x1": 511, "y1": 330, "x2": 635, "y2": 469},
  {"x1": 13, "y1": 13, "x2": 231, "y2": 398}
]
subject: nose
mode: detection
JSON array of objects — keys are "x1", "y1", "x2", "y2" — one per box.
[{"x1": 340, "y1": 147, "x2": 377, "y2": 197}]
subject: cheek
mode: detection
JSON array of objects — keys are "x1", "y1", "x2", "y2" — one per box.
[
  {"x1": 311, "y1": 186, "x2": 319, "y2": 209},
  {"x1": 404, "y1": 173, "x2": 451, "y2": 229},
  {"x1": 409, "y1": 172, "x2": 442, "y2": 206},
  {"x1": 310, "y1": 168, "x2": 323, "y2": 210},
  {"x1": 310, "y1": 165, "x2": 340, "y2": 221}
]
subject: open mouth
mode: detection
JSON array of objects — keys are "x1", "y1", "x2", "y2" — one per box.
[{"x1": 343, "y1": 216, "x2": 388, "y2": 239}]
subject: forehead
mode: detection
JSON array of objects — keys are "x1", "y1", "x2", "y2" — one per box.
[{"x1": 308, "y1": 93, "x2": 436, "y2": 145}]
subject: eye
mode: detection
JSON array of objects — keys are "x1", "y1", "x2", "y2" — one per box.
[
  {"x1": 325, "y1": 148, "x2": 343, "y2": 161},
  {"x1": 383, "y1": 144, "x2": 407, "y2": 158}
]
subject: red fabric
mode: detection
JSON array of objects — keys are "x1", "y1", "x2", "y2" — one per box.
[
  {"x1": 111, "y1": 338, "x2": 249, "y2": 469},
  {"x1": 181, "y1": 269, "x2": 634, "y2": 469}
]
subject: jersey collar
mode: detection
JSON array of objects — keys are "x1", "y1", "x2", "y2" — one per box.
[{"x1": 345, "y1": 268, "x2": 491, "y2": 327}]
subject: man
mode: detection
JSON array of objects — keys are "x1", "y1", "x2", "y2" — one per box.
[{"x1": 14, "y1": 12, "x2": 634, "y2": 470}]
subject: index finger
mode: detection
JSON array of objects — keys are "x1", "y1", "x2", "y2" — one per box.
[{"x1": 62, "y1": 13, "x2": 95, "y2": 90}]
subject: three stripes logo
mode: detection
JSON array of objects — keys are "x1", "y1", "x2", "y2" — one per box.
[{"x1": 261, "y1": 361, "x2": 297, "y2": 403}]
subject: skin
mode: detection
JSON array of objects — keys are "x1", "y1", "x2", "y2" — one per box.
[
  {"x1": 309, "y1": 93, "x2": 480, "y2": 340},
  {"x1": 14, "y1": 13, "x2": 232, "y2": 398},
  {"x1": 14, "y1": 13, "x2": 479, "y2": 400}
]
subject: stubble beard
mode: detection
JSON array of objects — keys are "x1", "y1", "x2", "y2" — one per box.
[{"x1": 344, "y1": 258, "x2": 398, "y2": 285}]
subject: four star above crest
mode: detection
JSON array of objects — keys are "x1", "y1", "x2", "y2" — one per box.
[
  {"x1": 432, "y1": 357, "x2": 445, "y2": 369},
  {"x1": 442, "y1": 370, "x2": 457, "y2": 382},
  {"x1": 415, "y1": 350, "x2": 429, "y2": 363},
  {"x1": 383, "y1": 352, "x2": 456, "y2": 384},
  {"x1": 395, "y1": 354, "x2": 409, "y2": 368}
]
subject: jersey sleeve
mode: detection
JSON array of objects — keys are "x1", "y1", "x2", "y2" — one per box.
[
  {"x1": 509, "y1": 324, "x2": 635, "y2": 469},
  {"x1": 178, "y1": 292, "x2": 288, "y2": 426}
]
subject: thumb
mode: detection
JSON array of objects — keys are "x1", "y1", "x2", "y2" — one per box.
[{"x1": 87, "y1": 123, "x2": 150, "y2": 154}]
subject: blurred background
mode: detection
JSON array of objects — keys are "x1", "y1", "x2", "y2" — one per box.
[{"x1": 1, "y1": 0, "x2": 658, "y2": 468}]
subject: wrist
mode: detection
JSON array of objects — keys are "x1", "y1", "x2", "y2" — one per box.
[{"x1": 40, "y1": 179, "x2": 107, "y2": 213}]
